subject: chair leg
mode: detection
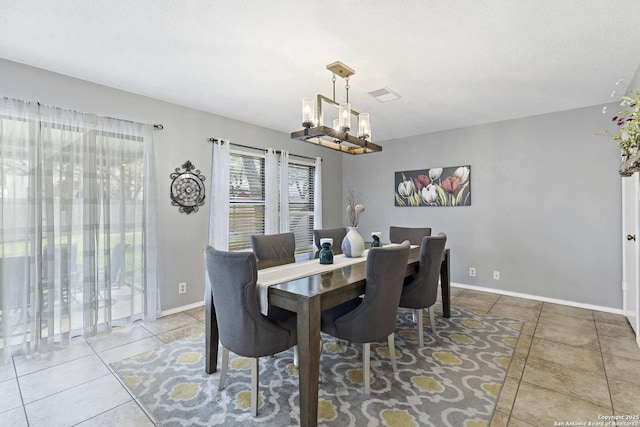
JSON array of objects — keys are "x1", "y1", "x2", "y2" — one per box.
[
  {"x1": 429, "y1": 305, "x2": 436, "y2": 332},
  {"x1": 387, "y1": 333, "x2": 398, "y2": 373},
  {"x1": 415, "y1": 308, "x2": 424, "y2": 348},
  {"x1": 218, "y1": 347, "x2": 230, "y2": 391},
  {"x1": 362, "y1": 343, "x2": 371, "y2": 395},
  {"x1": 251, "y1": 357, "x2": 259, "y2": 416}
]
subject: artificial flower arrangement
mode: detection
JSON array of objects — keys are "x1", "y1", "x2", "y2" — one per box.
[
  {"x1": 600, "y1": 88, "x2": 640, "y2": 176},
  {"x1": 345, "y1": 189, "x2": 365, "y2": 227}
]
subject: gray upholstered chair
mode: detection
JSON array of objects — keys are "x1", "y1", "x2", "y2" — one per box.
[
  {"x1": 251, "y1": 231, "x2": 301, "y2": 365},
  {"x1": 204, "y1": 245, "x2": 297, "y2": 416},
  {"x1": 251, "y1": 232, "x2": 296, "y2": 270},
  {"x1": 389, "y1": 226, "x2": 432, "y2": 245},
  {"x1": 313, "y1": 227, "x2": 347, "y2": 255},
  {"x1": 399, "y1": 233, "x2": 447, "y2": 347},
  {"x1": 320, "y1": 241, "x2": 411, "y2": 394}
]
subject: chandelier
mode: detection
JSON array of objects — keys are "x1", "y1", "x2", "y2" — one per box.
[{"x1": 291, "y1": 61, "x2": 382, "y2": 155}]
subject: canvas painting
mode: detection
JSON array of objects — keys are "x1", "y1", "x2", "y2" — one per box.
[{"x1": 395, "y1": 165, "x2": 471, "y2": 207}]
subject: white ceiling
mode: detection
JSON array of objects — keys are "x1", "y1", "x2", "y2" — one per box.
[{"x1": 1, "y1": 0, "x2": 640, "y2": 142}]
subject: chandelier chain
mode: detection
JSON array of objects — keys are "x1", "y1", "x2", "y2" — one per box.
[
  {"x1": 345, "y1": 76, "x2": 350, "y2": 103},
  {"x1": 332, "y1": 74, "x2": 336, "y2": 101}
]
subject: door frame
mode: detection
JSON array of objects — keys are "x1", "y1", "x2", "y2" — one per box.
[{"x1": 622, "y1": 173, "x2": 640, "y2": 348}]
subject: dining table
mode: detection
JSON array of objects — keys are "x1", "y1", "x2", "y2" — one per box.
[{"x1": 204, "y1": 245, "x2": 451, "y2": 427}]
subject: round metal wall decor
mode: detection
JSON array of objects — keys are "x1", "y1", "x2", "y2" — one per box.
[{"x1": 170, "y1": 160, "x2": 206, "y2": 214}]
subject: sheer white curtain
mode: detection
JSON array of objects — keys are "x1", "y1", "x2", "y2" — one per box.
[
  {"x1": 143, "y1": 126, "x2": 159, "y2": 322},
  {"x1": 313, "y1": 157, "x2": 323, "y2": 229},
  {"x1": 208, "y1": 139, "x2": 230, "y2": 250},
  {"x1": 0, "y1": 98, "x2": 38, "y2": 356},
  {"x1": 264, "y1": 148, "x2": 279, "y2": 234},
  {"x1": 279, "y1": 150, "x2": 290, "y2": 232},
  {"x1": 0, "y1": 97, "x2": 157, "y2": 359}
]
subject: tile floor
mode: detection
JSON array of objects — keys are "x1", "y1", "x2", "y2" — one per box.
[{"x1": 0, "y1": 288, "x2": 639, "y2": 426}]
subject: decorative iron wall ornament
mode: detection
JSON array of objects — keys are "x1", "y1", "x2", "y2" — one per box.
[{"x1": 170, "y1": 160, "x2": 206, "y2": 214}]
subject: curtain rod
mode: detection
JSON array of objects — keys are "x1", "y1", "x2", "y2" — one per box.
[
  {"x1": 208, "y1": 138, "x2": 320, "y2": 162},
  {"x1": 2, "y1": 98, "x2": 164, "y2": 129},
  {"x1": 28, "y1": 100, "x2": 164, "y2": 130}
]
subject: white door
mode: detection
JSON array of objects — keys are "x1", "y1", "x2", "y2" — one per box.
[{"x1": 622, "y1": 173, "x2": 640, "y2": 346}]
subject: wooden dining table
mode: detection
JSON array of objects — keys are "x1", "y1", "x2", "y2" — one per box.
[{"x1": 205, "y1": 246, "x2": 451, "y2": 427}]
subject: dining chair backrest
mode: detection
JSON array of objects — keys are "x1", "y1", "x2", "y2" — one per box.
[
  {"x1": 251, "y1": 232, "x2": 296, "y2": 270},
  {"x1": 399, "y1": 233, "x2": 447, "y2": 309},
  {"x1": 204, "y1": 245, "x2": 296, "y2": 358},
  {"x1": 389, "y1": 226, "x2": 432, "y2": 245},
  {"x1": 313, "y1": 227, "x2": 347, "y2": 254},
  {"x1": 335, "y1": 241, "x2": 411, "y2": 343}
]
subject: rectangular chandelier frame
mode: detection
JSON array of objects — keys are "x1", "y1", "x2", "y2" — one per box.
[{"x1": 291, "y1": 94, "x2": 382, "y2": 155}]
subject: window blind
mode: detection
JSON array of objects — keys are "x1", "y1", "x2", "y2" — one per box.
[
  {"x1": 288, "y1": 161, "x2": 315, "y2": 253},
  {"x1": 229, "y1": 152, "x2": 265, "y2": 251}
]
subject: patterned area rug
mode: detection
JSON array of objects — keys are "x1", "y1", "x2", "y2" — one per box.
[{"x1": 112, "y1": 306, "x2": 522, "y2": 427}]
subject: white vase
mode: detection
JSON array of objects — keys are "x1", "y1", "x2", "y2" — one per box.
[{"x1": 342, "y1": 226, "x2": 365, "y2": 257}]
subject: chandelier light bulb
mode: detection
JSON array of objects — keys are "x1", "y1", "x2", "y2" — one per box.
[
  {"x1": 358, "y1": 113, "x2": 370, "y2": 139},
  {"x1": 339, "y1": 103, "x2": 351, "y2": 132},
  {"x1": 302, "y1": 97, "x2": 315, "y2": 128}
]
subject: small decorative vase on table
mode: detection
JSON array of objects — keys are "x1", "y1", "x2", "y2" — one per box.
[
  {"x1": 342, "y1": 227, "x2": 365, "y2": 257},
  {"x1": 319, "y1": 238, "x2": 334, "y2": 265},
  {"x1": 371, "y1": 231, "x2": 382, "y2": 247}
]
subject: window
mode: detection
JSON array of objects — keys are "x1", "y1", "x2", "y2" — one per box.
[
  {"x1": 229, "y1": 151, "x2": 265, "y2": 251},
  {"x1": 288, "y1": 161, "x2": 315, "y2": 253},
  {"x1": 227, "y1": 150, "x2": 316, "y2": 253}
]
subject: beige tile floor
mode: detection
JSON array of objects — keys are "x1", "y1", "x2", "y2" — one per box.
[{"x1": 1, "y1": 288, "x2": 639, "y2": 426}]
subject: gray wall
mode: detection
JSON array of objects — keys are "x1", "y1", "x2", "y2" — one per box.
[
  {"x1": 1, "y1": 57, "x2": 628, "y2": 310},
  {"x1": 0, "y1": 58, "x2": 344, "y2": 312},
  {"x1": 344, "y1": 106, "x2": 623, "y2": 309}
]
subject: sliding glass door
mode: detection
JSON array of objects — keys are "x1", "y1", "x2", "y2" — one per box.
[{"x1": 1, "y1": 98, "x2": 153, "y2": 358}]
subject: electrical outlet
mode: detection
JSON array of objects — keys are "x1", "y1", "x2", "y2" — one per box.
[
  {"x1": 469, "y1": 267, "x2": 476, "y2": 277},
  {"x1": 178, "y1": 282, "x2": 187, "y2": 294},
  {"x1": 493, "y1": 271, "x2": 500, "y2": 280}
]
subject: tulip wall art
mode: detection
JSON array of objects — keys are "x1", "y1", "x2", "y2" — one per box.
[{"x1": 394, "y1": 165, "x2": 471, "y2": 207}]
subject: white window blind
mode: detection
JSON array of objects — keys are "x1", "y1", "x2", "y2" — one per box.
[
  {"x1": 228, "y1": 150, "x2": 315, "y2": 253},
  {"x1": 288, "y1": 161, "x2": 315, "y2": 253},
  {"x1": 229, "y1": 152, "x2": 265, "y2": 251}
]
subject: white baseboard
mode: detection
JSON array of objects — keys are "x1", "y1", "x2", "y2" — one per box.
[
  {"x1": 159, "y1": 301, "x2": 204, "y2": 318},
  {"x1": 451, "y1": 282, "x2": 623, "y2": 315}
]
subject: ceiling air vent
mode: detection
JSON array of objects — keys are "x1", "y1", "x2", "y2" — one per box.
[{"x1": 368, "y1": 87, "x2": 402, "y2": 103}]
